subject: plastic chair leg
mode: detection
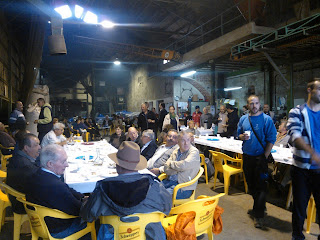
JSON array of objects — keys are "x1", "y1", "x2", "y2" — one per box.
[
  {"x1": 306, "y1": 197, "x2": 315, "y2": 234},
  {"x1": 243, "y1": 173, "x2": 248, "y2": 194},
  {"x1": 223, "y1": 172, "x2": 231, "y2": 195},
  {"x1": 13, "y1": 213, "x2": 22, "y2": 240},
  {"x1": 204, "y1": 164, "x2": 208, "y2": 184},
  {"x1": 0, "y1": 203, "x2": 5, "y2": 232},
  {"x1": 213, "y1": 171, "x2": 218, "y2": 189}
]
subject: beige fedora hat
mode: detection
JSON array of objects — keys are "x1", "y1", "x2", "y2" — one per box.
[{"x1": 108, "y1": 141, "x2": 147, "y2": 170}]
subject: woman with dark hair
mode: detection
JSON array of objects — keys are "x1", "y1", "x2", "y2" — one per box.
[
  {"x1": 109, "y1": 125, "x2": 126, "y2": 149},
  {"x1": 162, "y1": 106, "x2": 180, "y2": 131}
]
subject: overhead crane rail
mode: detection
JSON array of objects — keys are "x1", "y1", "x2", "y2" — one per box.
[
  {"x1": 75, "y1": 35, "x2": 180, "y2": 61},
  {"x1": 231, "y1": 13, "x2": 320, "y2": 60}
]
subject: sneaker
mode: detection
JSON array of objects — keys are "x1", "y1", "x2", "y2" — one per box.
[{"x1": 254, "y1": 218, "x2": 263, "y2": 228}]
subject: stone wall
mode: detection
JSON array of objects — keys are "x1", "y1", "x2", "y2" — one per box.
[{"x1": 127, "y1": 65, "x2": 174, "y2": 112}]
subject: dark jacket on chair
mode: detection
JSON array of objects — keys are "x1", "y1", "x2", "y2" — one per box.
[
  {"x1": 25, "y1": 168, "x2": 84, "y2": 234},
  {"x1": 7, "y1": 150, "x2": 39, "y2": 214},
  {"x1": 141, "y1": 141, "x2": 158, "y2": 160}
]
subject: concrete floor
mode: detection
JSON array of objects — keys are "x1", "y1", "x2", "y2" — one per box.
[{"x1": 0, "y1": 176, "x2": 319, "y2": 240}]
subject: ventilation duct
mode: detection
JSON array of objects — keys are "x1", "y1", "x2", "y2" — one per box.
[{"x1": 48, "y1": 17, "x2": 67, "y2": 55}]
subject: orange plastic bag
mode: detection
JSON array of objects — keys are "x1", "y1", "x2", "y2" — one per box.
[
  {"x1": 212, "y1": 205, "x2": 224, "y2": 234},
  {"x1": 166, "y1": 211, "x2": 196, "y2": 240}
]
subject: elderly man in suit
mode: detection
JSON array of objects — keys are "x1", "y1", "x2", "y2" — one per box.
[
  {"x1": 25, "y1": 144, "x2": 88, "y2": 239},
  {"x1": 140, "y1": 129, "x2": 157, "y2": 160}
]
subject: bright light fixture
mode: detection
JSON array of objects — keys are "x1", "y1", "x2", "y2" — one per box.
[
  {"x1": 54, "y1": 5, "x2": 72, "y2": 19},
  {"x1": 163, "y1": 59, "x2": 170, "y2": 64},
  {"x1": 181, "y1": 71, "x2": 196, "y2": 78},
  {"x1": 114, "y1": 60, "x2": 121, "y2": 65},
  {"x1": 100, "y1": 20, "x2": 115, "y2": 28},
  {"x1": 75, "y1": 5, "x2": 84, "y2": 19},
  {"x1": 224, "y1": 87, "x2": 242, "y2": 91},
  {"x1": 83, "y1": 11, "x2": 98, "y2": 24}
]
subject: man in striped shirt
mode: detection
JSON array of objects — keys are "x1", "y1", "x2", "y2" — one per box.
[{"x1": 287, "y1": 79, "x2": 320, "y2": 240}]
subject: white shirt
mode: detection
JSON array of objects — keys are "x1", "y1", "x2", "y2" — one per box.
[
  {"x1": 41, "y1": 130, "x2": 67, "y2": 148},
  {"x1": 140, "y1": 140, "x2": 152, "y2": 153},
  {"x1": 147, "y1": 145, "x2": 171, "y2": 169}
]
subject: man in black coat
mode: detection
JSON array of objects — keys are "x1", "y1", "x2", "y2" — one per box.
[
  {"x1": 158, "y1": 103, "x2": 168, "y2": 132},
  {"x1": 138, "y1": 103, "x2": 156, "y2": 132},
  {"x1": 140, "y1": 129, "x2": 157, "y2": 160},
  {"x1": 25, "y1": 144, "x2": 88, "y2": 238},
  {"x1": 7, "y1": 133, "x2": 40, "y2": 214},
  {"x1": 223, "y1": 104, "x2": 240, "y2": 138}
]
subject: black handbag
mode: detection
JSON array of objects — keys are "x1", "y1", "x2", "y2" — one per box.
[{"x1": 248, "y1": 116, "x2": 275, "y2": 164}]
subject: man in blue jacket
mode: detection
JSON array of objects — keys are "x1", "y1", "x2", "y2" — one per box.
[
  {"x1": 237, "y1": 95, "x2": 276, "y2": 228},
  {"x1": 287, "y1": 79, "x2": 320, "y2": 240},
  {"x1": 80, "y1": 141, "x2": 172, "y2": 240}
]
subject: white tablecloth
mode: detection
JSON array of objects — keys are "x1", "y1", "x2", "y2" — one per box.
[
  {"x1": 194, "y1": 136, "x2": 293, "y2": 165},
  {"x1": 64, "y1": 140, "x2": 118, "y2": 193},
  {"x1": 64, "y1": 140, "x2": 155, "y2": 193}
]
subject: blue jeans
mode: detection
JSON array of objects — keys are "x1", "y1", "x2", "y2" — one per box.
[
  {"x1": 51, "y1": 218, "x2": 89, "y2": 239},
  {"x1": 162, "y1": 180, "x2": 193, "y2": 199}
]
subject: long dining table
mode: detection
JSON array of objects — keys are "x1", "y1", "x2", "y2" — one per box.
[
  {"x1": 194, "y1": 136, "x2": 294, "y2": 165},
  {"x1": 64, "y1": 140, "x2": 153, "y2": 193}
]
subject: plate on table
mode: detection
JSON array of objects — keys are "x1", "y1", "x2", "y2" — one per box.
[
  {"x1": 81, "y1": 142, "x2": 94, "y2": 145},
  {"x1": 207, "y1": 138, "x2": 219, "y2": 141},
  {"x1": 75, "y1": 156, "x2": 94, "y2": 160},
  {"x1": 271, "y1": 149, "x2": 276, "y2": 153}
]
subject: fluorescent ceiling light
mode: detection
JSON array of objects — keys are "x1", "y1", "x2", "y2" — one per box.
[
  {"x1": 114, "y1": 60, "x2": 121, "y2": 65},
  {"x1": 224, "y1": 87, "x2": 242, "y2": 91},
  {"x1": 100, "y1": 20, "x2": 115, "y2": 28},
  {"x1": 75, "y1": 5, "x2": 84, "y2": 19},
  {"x1": 83, "y1": 11, "x2": 98, "y2": 24},
  {"x1": 54, "y1": 5, "x2": 72, "y2": 19},
  {"x1": 181, "y1": 71, "x2": 196, "y2": 78}
]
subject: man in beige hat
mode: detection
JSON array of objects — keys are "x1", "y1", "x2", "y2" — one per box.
[{"x1": 80, "y1": 141, "x2": 172, "y2": 240}]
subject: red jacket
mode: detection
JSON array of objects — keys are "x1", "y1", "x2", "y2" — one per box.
[{"x1": 192, "y1": 112, "x2": 202, "y2": 125}]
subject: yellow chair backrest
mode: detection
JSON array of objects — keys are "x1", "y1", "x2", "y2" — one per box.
[
  {"x1": 100, "y1": 212, "x2": 165, "y2": 240},
  {"x1": 0, "y1": 182, "x2": 25, "y2": 199},
  {"x1": 211, "y1": 151, "x2": 243, "y2": 168},
  {"x1": 0, "y1": 170, "x2": 7, "y2": 179},
  {"x1": 164, "y1": 193, "x2": 225, "y2": 236},
  {"x1": 17, "y1": 198, "x2": 95, "y2": 240},
  {"x1": 209, "y1": 150, "x2": 224, "y2": 173},
  {"x1": 0, "y1": 145, "x2": 14, "y2": 171}
]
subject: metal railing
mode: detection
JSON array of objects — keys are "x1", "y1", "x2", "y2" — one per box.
[{"x1": 165, "y1": 0, "x2": 257, "y2": 54}]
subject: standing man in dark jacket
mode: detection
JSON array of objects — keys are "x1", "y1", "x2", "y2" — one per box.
[
  {"x1": 158, "y1": 103, "x2": 168, "y2": 132},
  {"x1": 223, "y1": 104, "x2": 239, "y2": 138},
  {"x1": 138, "y1": 102, "x2": 156, "y2": 132},
  {"x1": 7, "y1": 133, "x2": 40, "y2": 214},
  {"x1": 34, "y1": 98, "x2": 53, "y2": 143}
]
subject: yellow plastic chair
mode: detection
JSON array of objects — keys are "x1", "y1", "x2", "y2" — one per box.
[
  {"x1": 159, "y1": 167, "x2": 204, "y2": 207},
  {"x1": 210, "y1": 151, "x2": 248, "y2": 195},
  {"x1": 162, "y1": 193, "x2": 225, "y2": 239},
  {"x1": 0, "y1": 182, "x2": 30, "y2": 240},
  {"x1": 0, "y1": 171, "x2": 10, "y2": 232},
  {"x1": 0, "y1": 145, "x2": 14, "y2": 171},
  {"x1": 85, "y1": 132, "x2": 90, "y2": 142},
  {"x1": 17, "y1": 198, "x2": 97, "y2": 240},
  {"x1": 306, "y1": 195, "x2": 316, "y2": 234},
  {"x1": 100, "y1": 212, "x2": 165, "y2": 240},
  {"x1": 209, "y1": 150, "x2": 224, "y2": 190},
  {"x1": 200, "y1": 154, "x2": 208, "y2": 184}
]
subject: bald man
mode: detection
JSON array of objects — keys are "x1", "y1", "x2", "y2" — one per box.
[{"x1": 9, "y1": 101, "x2": 26, "y2": 132}]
